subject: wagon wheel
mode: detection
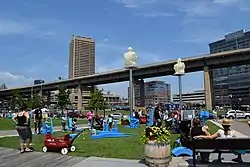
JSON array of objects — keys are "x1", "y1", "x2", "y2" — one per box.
[
  {"x1": 42, "y1": 146, "x2": 48, "y2": 152},
  {"x1": 70, "y1": 145, "x2": 76, "y2": 152},
  {"x1": 61, "y1": 148, "x2": 68, "y2": 155}
]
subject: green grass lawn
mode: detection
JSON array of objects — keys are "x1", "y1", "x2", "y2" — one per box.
[
  {"x1": 0, "y1": 121, "x2": 220, "y2": 159},
  {"x1": 206, "y1": 121, "x2": 220, "y2": 134},
  {"x1": 0, "y1": 125, "x2": 178, "y2": 159},
  {"x1": 0, "y1": 118, "x2": 88, "y2": 131}
]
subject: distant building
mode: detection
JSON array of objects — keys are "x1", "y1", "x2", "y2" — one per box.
[
  {"x1": 209, "y1": 30, "x2": 250, "y2": 106},
  {"x1": 0, "y1": 84, "x2": 7, "y2": 90},
  {"x1": 173, "y1": 90, "x2": 205, "y2": 105},
  {"x1": 128, "y1": 79, "x2": 145, "y2": 107},
  {"x1": 144, "y1": 81, "x2": 171, "y2": 106},
  {"x1": 128, "y1": 80, "x2": 171, "y2": 107},
  {"x1": 103, "y1": 91, "x2": 120, "y2": 106},
  {"x1": 68, "y1": 35, "x2": 95, "y2": 109},
  {"x1": 49, "y1": 90, "x2": 121, "y2": 108}
]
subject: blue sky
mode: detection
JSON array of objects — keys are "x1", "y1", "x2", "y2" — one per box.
[{"x1": 0, "y1": 0, "x2": 250, "y2": 97}]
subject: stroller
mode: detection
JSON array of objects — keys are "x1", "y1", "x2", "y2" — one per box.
[
  {"x1": 165, "y1": 118, "x2": 180, "y2": 134},
  {"x1": 42, "y1": 129, "x2": 84, "y2": 155},
  {"x1": 172, "y1": 120, "x2": 193, "y2": 157},
  {"x1": 91, "y1": 115, "x2": 104, "y2": 130}
]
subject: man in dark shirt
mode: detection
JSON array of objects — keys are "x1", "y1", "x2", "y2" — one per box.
[
  {"x1": 154, "y1": 104, "x2": 162, "y2": 127},
  {"x1": 34, "y1": 108, "x2": 42, "y2": 134}
]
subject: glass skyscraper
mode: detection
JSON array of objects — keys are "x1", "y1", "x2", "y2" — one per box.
[{"x1": 209, "y1": 30, "x2": 250, "y2": 107}]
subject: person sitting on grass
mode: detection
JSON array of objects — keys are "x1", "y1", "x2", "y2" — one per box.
[
  {"x1": 194, "y1": 118, "x2": 244, "y2": 163},
  {"x1": 107, "y1": 115, "x2": 114, "y2": 131}
]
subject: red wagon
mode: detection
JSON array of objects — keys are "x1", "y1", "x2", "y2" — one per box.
[{"x1": 42, "y1": 130, "x2": 83, "y2": 155}]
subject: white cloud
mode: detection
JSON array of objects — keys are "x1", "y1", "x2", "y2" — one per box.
[
  {"x1": 103, "y1": 38, "x2": 109, "y2": 42},
  {"x1": 0, "y1": 19, "x2": 34, "y2": 35},
  {"x1": 0, "y1": 18, "x2": 57, "y2": 39},
  {"x1": 0, "y1": 71, "x2": 33, "y2": 87},
  {"x1": 114, "y1": 0, "x2": 157, "y2": 8},
  {"x1": 213, "y1": 0, "x2": 242, "y2": 5},
  {"x1": 135, "y1": 12, "x2": 175, "y2": 17}
]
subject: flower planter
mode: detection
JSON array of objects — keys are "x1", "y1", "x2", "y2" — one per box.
[{"x1": 144, "y1": 140, "x2": 171, "y2": 167}]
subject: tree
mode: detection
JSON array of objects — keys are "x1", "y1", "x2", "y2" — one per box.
[
  {"x1": 10, "y1": 90, "x2": 24, "y2": 110},
  {"x1": 26, "y1": 93, "x2": 43, "y2": 109},
  {"x1": 88, "y1": 88, "x2": 106, "y2": 114},
  {"x1": 57, "y1": 86, "x2": 71, "y2": 114}
]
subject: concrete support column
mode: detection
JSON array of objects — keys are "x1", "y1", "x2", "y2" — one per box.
[
  {"x1": 46, "y1": 91, "x2": 51, "y2": 107},
  {"x1": 77, "y1": 85, "x2": 83, "y2": 111},
  {"x1": 139, "y1": 79, "x2": 145, "y2": 107},
  {"x1": 204, "y1": 66, "x2": 213, "y2": 111},
  {"x1": 132, "y1": 79, "x2": 136, "y2": 110}
]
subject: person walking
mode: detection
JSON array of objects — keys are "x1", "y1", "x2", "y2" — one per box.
[{"x1": 34, "y1": 107, "x2": 43, "y2": 134}]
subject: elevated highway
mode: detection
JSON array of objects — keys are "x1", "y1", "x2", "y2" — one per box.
[{"x1": 1, "y1": 48, "x2": 250, "y2": 97}]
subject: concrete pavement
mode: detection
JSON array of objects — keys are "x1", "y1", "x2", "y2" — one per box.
[
  {"x1": 230, "y1": 120, "x2": 250, "y2": 136},
  {"x1": 0, "y1": 124, "x2": 88, "y2": 138}
]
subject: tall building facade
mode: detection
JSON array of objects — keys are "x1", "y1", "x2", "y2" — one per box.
[
  {"x1": 68, "y1": 35, "x2": 95, "y2": 109},
  {"x1": 209, "y1": 30, "x2": 250, "y2": 106},
  {"x1": 128, "y1": 79, "x2": 145, "y2": 107},
  {"x1": 144, "y1": 81, "x2": 171, "y2": 106},
  {"x1": 128, "y1": 80, "x2": 171, "y2": 107}
]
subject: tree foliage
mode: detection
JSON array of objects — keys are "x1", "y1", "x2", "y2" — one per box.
[
  {"x1": 10, "y1": 90, "x2": 24, "y2": 110},
  {"x1": 57, "y1": 86, "x2": 71, "y2": 111},
  {"x1": 88, "y1": 88, "x2": 107, "y2": 112},
  {"x1": 26, "y1": 93, "x2": 43, "y2": 109}
]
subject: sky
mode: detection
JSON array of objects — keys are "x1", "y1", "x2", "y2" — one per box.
[{"x1": 0, "y1": 0, "x2": 250, "y2": 97}]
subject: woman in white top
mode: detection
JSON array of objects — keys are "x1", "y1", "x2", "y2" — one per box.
[{"x1": 195, "y1": 118, "x2": 243, "y2": 163}]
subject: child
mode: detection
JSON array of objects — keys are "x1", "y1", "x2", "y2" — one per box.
[
  {"x1": 72, "y1": 118, "x2": 77, "y2": 133},
  {"x1": 107, "y1": 115, "x2": 113, "y2": 131},
  {"x1": 61, "y1": 115, "x2": 67, "y2": 131}
]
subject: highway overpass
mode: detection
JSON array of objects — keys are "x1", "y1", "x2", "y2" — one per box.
[{"x1": 1, "y1": 48, "x2": 250, "y2": 97}]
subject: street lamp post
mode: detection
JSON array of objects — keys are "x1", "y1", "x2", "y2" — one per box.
[
  {"x1": 173, "y1": 58, "x2": 185, "y2": 121},
  {"x1": 228, "y1": 94, "x2": 235, "y2": 119},
  {"x1": 238, "y1": 97, "x2": 242, "y2": 111},
  {"x1": 124, "y1": 47, "x2": 137, "y2": 119}
]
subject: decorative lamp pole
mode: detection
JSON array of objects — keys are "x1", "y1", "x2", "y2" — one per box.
[
  {"x1": 228, "y1": 94, "x2": 234, "y2": 118},
  {"x1": 173, "y1": 58, "x2": 185, "y2": 121},
  {"x1": 124, "y1": 47, "x2": 137, "y2": 119},
  {"x1": 237, "y1": 98, "x2": 242, "y2": 120}
]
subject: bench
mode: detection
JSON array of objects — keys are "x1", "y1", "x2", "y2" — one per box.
[{"x1": 191, "y1": 138, "x2": 250, "y2": 167}]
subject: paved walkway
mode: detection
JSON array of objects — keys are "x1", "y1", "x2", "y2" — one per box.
[
  {"x1": 0, "y1": 124, "x2": 88, "y2": 138},
  {"x1": 230, "y1": 121, "x2": 250, "y2": 136},
  {"x1": 209, "y1": 120, "x2": 248, "y2": 137}
]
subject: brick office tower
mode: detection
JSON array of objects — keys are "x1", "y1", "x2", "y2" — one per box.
[{"x1": 68, "y1": 35, "x2": 95, "y2": 109}]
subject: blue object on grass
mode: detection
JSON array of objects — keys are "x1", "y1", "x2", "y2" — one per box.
[
  {"x1": 126, "y1": 118, "x2": 139, "y2": 128},
  {"x1": 69, "y1": 133, "x2": 78, "y2": 139},
  {"x1": 91, "y1": 133, "x2": 131, "y2": 139},
  {"x1": 172, "y1": 147, "x2": 193, "y2": 157},
  {"x1": 41, "y1": 117, "x2": 54, "y2": 135}
]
